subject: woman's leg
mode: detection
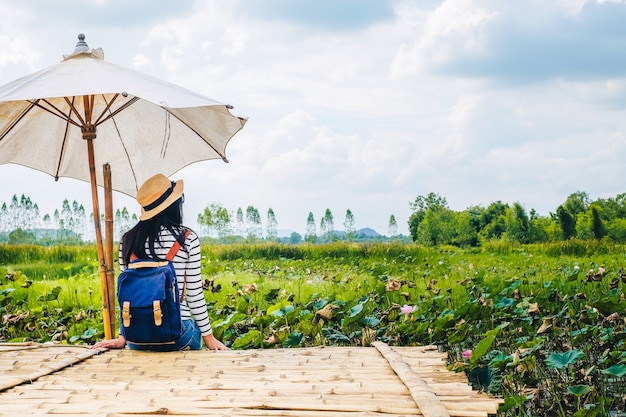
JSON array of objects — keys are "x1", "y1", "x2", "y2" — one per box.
[
  {"x1": 173, "y1": 319, "x2": 202, "y2": 350},
  {"x1": 126, "y1": 320, "x2": 201, "y2": 351}
]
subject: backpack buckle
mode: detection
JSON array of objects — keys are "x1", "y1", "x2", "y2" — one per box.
[
  {"x1": 122, "y1": 301, "x2": 131, "y2": 327},
  {"x1": 153, "y1": 300, "x2": 163, "y2": 326}
]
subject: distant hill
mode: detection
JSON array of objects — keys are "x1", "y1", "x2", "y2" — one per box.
[
  {"x1": 279, "y1": 227, "x2": 382, "y2": 239},
  {"x1": 355, "y1": 227, "x2": 380, "y2": 237},
  {"x1": 329, "y1": 228, "x2": 381, "y2": 239},
  {"x1": 277, "y1": 229, "x2": 299, "y2": 238},
  {"x1": 30, "y1": 228, "x2": 82, "y2": 240}
]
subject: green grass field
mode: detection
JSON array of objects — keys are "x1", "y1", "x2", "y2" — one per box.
[{"x1": 1, "y1": 240, "x2": 624, "y2": 416}]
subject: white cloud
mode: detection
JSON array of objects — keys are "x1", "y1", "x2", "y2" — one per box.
[
  {"x1": 132, "y1": 53, "x2": 153, "y2": 71},
  {"x1": 393, "y1": 0, "x2": 626, "y2": 81},
  {"x1": 1, "y1": 0, "x2": 626, "y2": 238}
]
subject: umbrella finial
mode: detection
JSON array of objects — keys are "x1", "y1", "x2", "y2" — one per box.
[{"x1": 74, "y1": 33, "x2": 89, "y2": 53}]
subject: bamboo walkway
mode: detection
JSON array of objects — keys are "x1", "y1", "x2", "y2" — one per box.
[{"x1": 0, "y1": 341, "x2": 502, "y2": 416}]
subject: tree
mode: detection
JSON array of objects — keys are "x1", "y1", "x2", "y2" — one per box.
[
  {"x1": 408, "y1": 193, "x2": 448, "y2": 242},
  {"x1": 21, "y1": 195, "x2": 40, "y2": 231},
  {"x1": 575, "y1": 211, "x2": 594, "y2": 240},
  {"x1": 266, "y1": 208, "x2": 278, "y2": 241},
  {"x1": 245, "y1": 205, "x2": 262, "y2": 239},
  {"x1": 0, "y1": 203, "x2": 8, "y2": 233},
  {"x1": 197, "y1": 203, "x2": 232, "y2": 238},
  {"x1": 598, "y1": 193, "x2": 626, "y2": 220},
  {"x1": 71, "y1": 200, "x2": 87, "y2": 239},
  {"x1": 288, "y1": 232, "x2": 302, "y2": 244},
  {"x1": 343, "y1": 209, "x2": 355, "y2": 241},
  {"x1": 8, "y1": 228, "x2": 36, "y2": 245},
  {"x1": 60, "y1": 199, "x2": 72, "y2": 231},
  {"x1": 235, "y1": 208, "x2": 245, "y2": 236},
  {"x1": 563, "y1": 191, "x2": 589, "y2": 218},
  {"x1": 0, "y1": 195, "x2": 40, "y2": 233},
  {"x1": 416, "y1": 207, "x2": 455, "y2": 246},
  {"x1": 576, "y1": 204, "x2": 607, "y2": 240},
  {"x1": 451, "y1": 211, "x2": 478, "y2": 247},
  {"x1": 388, "y1": 214, "x2": 398, "y2": 237},
  {"x1": 50, "y1": 198, "x2": 87, "y2": 242},
  {"x1": 305, "y1": 212, "x2": 317, "y2": 243},
  {"x1": 505, "y1": 202, "x2": 529, "y2": 243},
  {"x1": 478, "y1": 201, "x2": 508, "y2": 241},
  {"x1": 115, "y1": 207, "x2": 136, "y2": 241},
  {"x1": 590, "y1": 204, "x2": 606, "y2": 240},
  {"x1": 528, "y1": 209, "x2": 551, "y2": 243},
  {"x1": 557, "y1": 205, "x2": 576, "y2": 240},
  {"x1": 320, "y1": 208, "x2": 334, "y2": 242},
  {"x1": 41, "y1": 213, "x2": 52, "y2": 230},
  {"x1": 608, "y1": 218, "x2": 626, "y2": 242},
  {"x1": 8, "y1": 195, "x2": 20, "y2": 232}
]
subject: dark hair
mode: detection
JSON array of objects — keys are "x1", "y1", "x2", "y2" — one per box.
[{"x1": 121, "y1": 197, "x2": 187, "y2": 265}]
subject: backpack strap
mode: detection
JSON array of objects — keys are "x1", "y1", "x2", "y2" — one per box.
[
  {"x1": 165, "y1": 229, "x2": 190, "y2": 261},
  {"x1": 168, "y1": 229, "x2": 191, "y2": 302},
  {"x1": 129, "y1": 229, "x2": 192, "y2": 263},
  {"x1": 128, "y1": 260, "x2": 169, "y2": 269},
  {"x1": 127, "y1": 229, "x2": 192, "y2": 299}
]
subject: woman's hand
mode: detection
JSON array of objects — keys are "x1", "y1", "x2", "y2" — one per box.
[
  {"x1": 91, "y1": 336, "x2": 126, "y2": 350},
  {"x1": 203, "y1": 333, "x2": 230, "y2": 351}
]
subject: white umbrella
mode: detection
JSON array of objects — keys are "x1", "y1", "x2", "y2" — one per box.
[
  {"x1": 0, "y1": 34, "x2": 245, "y2": 196},
  {"x1": 0, "y1": 34, "x2": 247, "y2": 339}
]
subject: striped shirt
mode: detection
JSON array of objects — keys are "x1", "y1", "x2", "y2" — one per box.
[{"x1": 119, "y1": 227, "x2": 212, "y2": 336}]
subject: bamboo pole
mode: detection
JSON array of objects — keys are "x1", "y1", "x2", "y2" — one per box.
[
  {"x1": 103, "y1": 164, "x2": 116, "y2": 337},
  {"x1": 0, "y1": 347, "x2": 101, "y2": 392},
  {"x1": 373, "y1": 341, "x2": 451, "y2": 417}
]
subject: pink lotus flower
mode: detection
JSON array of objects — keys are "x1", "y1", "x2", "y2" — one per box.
[
  {"x1": 400, "y1": 304, "x2": 416, "y2": 321},
  {"x1": 400, "y1": 304, "x2": 415, "y2": 315},
  {"x1": 462, "y1": 350, "x2": 472, "y2": 360}
]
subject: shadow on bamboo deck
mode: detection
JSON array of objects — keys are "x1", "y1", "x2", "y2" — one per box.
[{"x1": 0, "y1": 341, "x2": 502, "y2": 416}]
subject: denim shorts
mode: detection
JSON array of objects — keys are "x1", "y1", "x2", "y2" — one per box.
[{"x1": 127, "y1": 319, "x2": 202, "y2": 352}]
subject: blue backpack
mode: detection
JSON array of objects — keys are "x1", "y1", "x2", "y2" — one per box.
[{"x1": 117, "y1": 231, "x2": 190, "y2": 345}]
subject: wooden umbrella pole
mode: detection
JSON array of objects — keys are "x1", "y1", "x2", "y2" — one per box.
[
  {"x1": 85, "y1": 136, "x2": 111, "y2": 339},
  {"x1": 103, "y1": 164, "x2": 116, "y2": 337},
  {"x1": 82, "y1": 95, "x2": 112, "y2": 340}
]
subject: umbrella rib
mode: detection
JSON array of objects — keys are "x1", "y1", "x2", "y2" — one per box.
[
  {"x1": 97, "y1": 94, "x2": 140, "y2": 191},
  {"x1": 34, "y1": 99, "x2": 83, "y2": 128},
  {"x1": 62, "y1": 97, "x2": 87, "y2": 127},
  {"x1": 0, "y1": 101, "x2": 37, "y2": 142},
  {"x1": 95, "y1": 96, "x2": 140, "y2": 126},
  {"x1": 167, "y1": 111, "x2": 227, "y2": 161},
  {"x1": 92, "y1": 93, "x2": 120, "y2": 126},
  {"x1": 54, "y1": 99, "x2": 75, "y2": 180}
]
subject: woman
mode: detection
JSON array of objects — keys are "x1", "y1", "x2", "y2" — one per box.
[{"x1": 92, "y1": 174, "x2": 229, "y2": 351}]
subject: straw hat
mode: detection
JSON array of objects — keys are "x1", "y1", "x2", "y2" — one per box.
[{"x1": 136, "y1": 174, "x2": 184, "y2": 221}]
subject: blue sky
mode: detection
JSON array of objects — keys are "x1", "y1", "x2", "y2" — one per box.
[{"x1": 1, "y1": 0, "x2": 626, "y2": 236}]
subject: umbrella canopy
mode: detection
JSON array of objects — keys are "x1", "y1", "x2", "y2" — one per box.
[
  {"x1": 0, "y1": 34, "x2": 246, "y2": 340},
  {"x1": 0, "y1": 34, "x2": 246, "y2": 196}
]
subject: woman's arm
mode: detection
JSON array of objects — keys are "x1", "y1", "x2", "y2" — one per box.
[{"x1": 203, "y1": 333, "x2": 230, "y2": 350}]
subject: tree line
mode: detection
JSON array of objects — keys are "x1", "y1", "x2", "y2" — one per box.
[
  {"x1": 8, "y1": 189, "x2": 621, "y2": 247},
  {"x1": 0, "y1": 194, "x2": 137, "y2": 245},
  {"x1": 0, "y1": 195, "x2": 400, "y2": 245},
  {"x1": 196, "y1": 204, "x2": 400, "y2": 243},
  {"x1": 408, "y1": 190, "x2": 626, "y2": 246}
]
